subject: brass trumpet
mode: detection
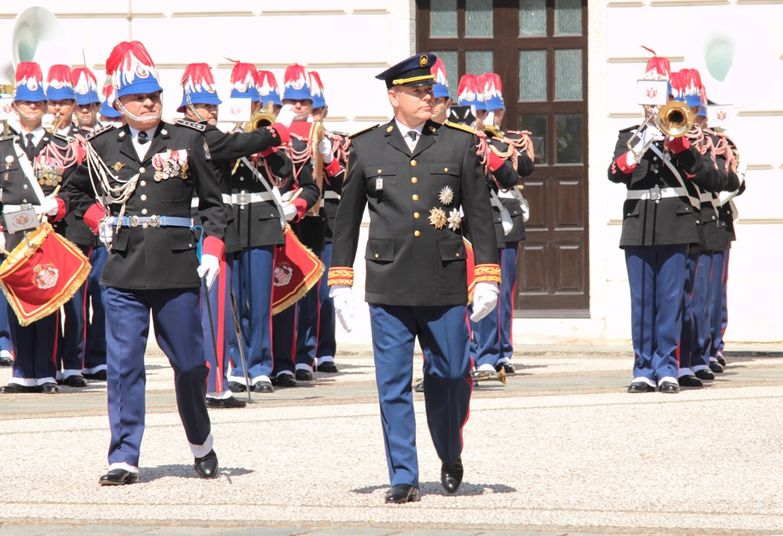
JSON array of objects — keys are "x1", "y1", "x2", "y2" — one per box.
[
  {"x1": 656, "y1": 100, "x2": 694, "y2": 138},
  {"x1": 245, "y1": 102, "x2": 277, "y2": 132}
]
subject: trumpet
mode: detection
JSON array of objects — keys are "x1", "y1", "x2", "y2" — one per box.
[
  {"x1": 244, "y1": 102, "x2": 276, "y2": 132},
  {"x1": 656, "y1": 100, "x2": 694, "y2": 138}
]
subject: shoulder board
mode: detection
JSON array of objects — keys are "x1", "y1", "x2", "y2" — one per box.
[
  {"x1": 52, "y1": 132, "x2": 75, "y2": 143},
  {"x1": 444, "y1": 121, "x2": 477, "y2": 135},
  {"x1": 86, "y1": 124, "x2": 115, "y2": 140},
  {"x1": 0, "y1": 135, "x2": 14, "y2": 143},
  {"x1": 175, "y1": 119, "x2": 207, "y2": 132},
  {"x1": 619, "y1": 125, "x2": 640, "y2": 133},
  {"x1": 349, "y1": 124, "x2": 379, "y2": 139}
]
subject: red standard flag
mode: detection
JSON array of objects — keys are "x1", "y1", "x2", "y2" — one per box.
[
  {"x1": 0, "y1": 223, "x2": 91, "y2": 326},
  {"x1": 271, "y1": 226, "x2": 324, "y2": 315}
]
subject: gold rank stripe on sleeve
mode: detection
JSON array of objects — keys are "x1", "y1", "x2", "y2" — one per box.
[
  {"x1": 327, "y1": 266, "x2": 354, "y2": 287},
  {"x1": 473, "y1": 263, "x2": 501, "y2": 284}
]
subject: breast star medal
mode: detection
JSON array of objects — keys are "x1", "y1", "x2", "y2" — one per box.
[
  {"x1": 447, "y1": 208, "x2": 461, "y2": 231},
  {"x1": 428, "y1": 207, "x2": 447, "y2": 229},
  {"x1": 438, "y1": 186, "x2": 454, "y2": 206}
]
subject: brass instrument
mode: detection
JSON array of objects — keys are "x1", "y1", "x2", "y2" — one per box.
[
  {"x1": 308, "y1": 118, "x2": 325, "y2": 216},
  {"x1": 46, "y1": 113, "x2": 65, "y2": 135},
  {"x1": 470, "y1": 367, "x2": 507, "y2": 385},
  {"x1": 245, "y1": 102, "x2": 277, "y2": 132},
  {"x1": 656, "y1": 100, "x2": 694, "y2": 138}
]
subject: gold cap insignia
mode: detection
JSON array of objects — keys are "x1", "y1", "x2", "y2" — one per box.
[
  {"x1": 112, "y1": 161, "x2": 125, "y2": 172},
  {"x1": 428, "y1": 207, "x2": 447, "y2": 230},
  {"x1": 419, "y1": 55, "x2": 428, "y2": 68}
]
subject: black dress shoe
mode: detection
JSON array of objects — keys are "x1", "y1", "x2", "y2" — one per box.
[
  {"x1": 0, "y1": 355, "x2": 13, "y2": 367},
  {"x1": 83, "y1": 370, "x2": 107, "y2": 381},
  {"x1": 709, "y1": 361, "x2": 724, "y2": 374},
  {"x1": 194, "y1": 449, "x2": 219, "y2": 479},
  {"x1": 228, "y1": 381, "x2": 247, "y2": 393},
  {"x1": 496, "y1": 362, "x2": 516, "y2": 375},
  {"x1": 627, "y1": 382, "x2": 655, "y2": 393},
  {"x1": 659, "y1": 381, "x2": 680, "y2": 394},
  {"x1": 316, "y1": 361, "x2": 338, "y2": 373},
  {"x1": 384, "y1": 484, "x2": 420, "y2": 504},
  {"x1": 206, "y1": 396, "x2": 246, "y2": 409},
  {"x1": 252, "y1": 380, "x2": 274, "y2": 393},
  {"x1": 678, "y1": 375, "x2": 703, "y2": 388},
  {"x1": 413, "y1": 379, "x2": 424, "y2": 393},
  {"x1": 41, "y1": 382, "x2": 59, "y2": 394},
  {"x1": 1, "y1": 383, "x2": 42, "y2": 394},
  {"x1": 695, "y1": 368, "x2": 715, "y2": 381},
  {"x1": 717, "y1": 355, "x2": 727, "y2": 367},
  {"x1": 294, "y1": 369, "x2": 313, "y2": 381},
  {"x1": 99, "y1": 468, "x2": 139, "y2": 486},
  {"x1": 273, "y1": 374, "x2": 297, "y2": 388},
  {"x1": 60, "y1": 375, "x2": 87, "y2": 388},
  {"x1": 441, "y1": 457, "x2": 464, "y2": 494}
]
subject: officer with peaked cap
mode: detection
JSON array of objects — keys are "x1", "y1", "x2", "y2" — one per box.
[
  {"x1": 65, "y1": 41, "x2": 226, "y2": 484},
  {"x1": 0, "y1": 61, "x2": 75, "y2": 394},
  {"x1": 328, "y1": 53, "x2": 500, "y2": 503}
]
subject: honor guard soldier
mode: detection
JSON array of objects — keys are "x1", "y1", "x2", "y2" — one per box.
[
  {"x1": 67, "y1": 41, "x2": 226, "y2": 484},
  {"x1": 430, "y1": 59, "x2": 452, "y2": 123},
  {"x1": 0, "y1": 62, "x2": 74, "y2": 394},
  {"x1": 608, "y1": 53, "x2": 726, "y2": 394},
  {"x1": 308, "y1": 69, "x2": 345, "y2": 374},
  {"x1": 328, "y1": 53, "x2": 501, "y2": 503},
  {"x1": 271, "y1": 64, "x2": 323, "y2": 387},
  {"x1": 477, "y1": 72, "x2": 535, "y2": 376},
  {"x1": 179, "y1": 62, "x2": 290, "y2": 405},
  {"x1": 98, "y1": 77, "x2": 125, "y2": 127},
  {"x1": 69, "y1": 66, "x2": 109, "y2": 381},
  {"x1": 256, "y1": 69, "x2": 283, "y2": 114},
  {"x1": 45, "y1": 64, "x2": 92, "y2": 388}
]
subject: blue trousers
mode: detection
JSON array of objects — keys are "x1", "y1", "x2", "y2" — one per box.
[
  {"x1": 60, "y1": 245, "x2": 93, "y2": 377},
  {"x1": 625, "y1": 245, "x2": 687, "y2": 383},
  {"x1": 679, "y1": 253, "x2": 699, "y2": 374},
  {"x1": 498, "y1": 243, "x2": 519, "y2": 361},
  {"x1": 8, "y1": 309, "x2": 58, "y2": 385},
  {"x1": 295, "y1": 283, "x2": 319, "y2": 369},
  {"x1": 0, "y1": 291, "x2": 12, "y2": 354},
  {"x1": 201, "y1": 256, "x2": 238, "y2": 393},
  {"x1": 84, "y1": 246, "x2": 108, "y2": 374},
  {"x1": 691, "y1": 251, "x2": 713, "y2": 370},
  {"x1": 315, "y1": 242, "x2": 336, "y2": 360},
  {"x1": 272, "y1": 303, "x2": 296, "y2": 375},
  {"x1": 369, "y1": 303, "x2": 472, "y2": 487},
  {"x1": 709, "y1": 249, "x2": 728, "y2": 359},
  {"x1": 104, "y1": 287, "x2": 210, "y2": 467},
  {"x1": 228, "y1": 247, "x2": 274, "y2": 384}
]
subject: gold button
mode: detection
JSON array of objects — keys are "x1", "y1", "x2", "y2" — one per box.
[
  {"x1": 139, "y1": 166, "x2": 145, "y2": 173},
  {"x1": 377, "y1": 169, "x2": 382, "y2": 174},
  {"x1": 414, "y1": 212, "x2": 420, "y2": 219},
  {"x1": 456, "y1": 252, "x2": 460, "y2": 257},
  {"x1": 411, "y1": 177, "x2": 418, "y2": 184},
  {"x1": 412, "y1": 194, "x2": 419, "y2": 201},
  {"x1": 141, "y1": 208, "x2": 148, "y2": 215},
  {"x1": 374, "y1": 253, "x2": 379, "y2": 259},
  {"x1": 443, "y1": 167, "x2": 448, "y2": 172},
  {"x1": 414, "y1": 230, "x2": 421, "y2": 237},
  {"x1": 411, "y1": 159, "x2": 417, "y2": 167}
]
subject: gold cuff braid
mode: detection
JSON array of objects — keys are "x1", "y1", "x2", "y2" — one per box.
[
  {"x1": 327, "y1": 266, "x2": 354, "y2": 287},
  {"x1": 473, "y1": 263, "x2": 501, "y2": 284}
]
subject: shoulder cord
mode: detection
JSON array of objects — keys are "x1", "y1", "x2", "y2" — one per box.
[{"x1": 81, "y1": 137, "x2": 139, "y2": 230}]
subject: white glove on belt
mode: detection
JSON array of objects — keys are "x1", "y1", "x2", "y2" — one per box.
[
  {"x1": 197, "y1": 254, "x2": 220, "y2": 290},
  {"x1": 329, "y1": 285, "x2": 353, "y2": 332},
  {"x1": 469, "y1": 281, "x2": 499, "y2": 322},
  {"x1": 98, "y1": 219, "x2": 113, "y2": 249}
]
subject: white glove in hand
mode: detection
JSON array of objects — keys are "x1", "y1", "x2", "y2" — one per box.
[
  {"x1": 469, "y1": 281, "x2": 499, "y2": 322},
  {"x1": 275, "y1": 104, "x2": 296, "y2": 127},
  {"x1": 282, "y1": 202, "x2": 298, "y2": 222},
  {"x1": 41, "y1": 197, "x2": 59, "y2": 217},
  {"x1": 317, "y1": 137, "x2": 334, "y2": 163},
  {"x1": 98, "y1": 219, "x2": 113, "y2": 248},
  {"x1": 0, "y1": 232, "x2": 6, "y2": 252},
  {"x1": 329, "y1": 285, "x2": 353, "y2": 332},
  {"x1": 197, "y1": 254, "x2": 220, "y2": 290}
]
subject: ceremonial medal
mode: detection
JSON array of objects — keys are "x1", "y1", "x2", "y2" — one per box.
[
  {"x1": 428, "y1": 207, "x2": 447, "y2": 230},
  {"x1": 438, "y1": 186, "x2": 454, "y2": 206},
  {"x1": 447, "y1": 208, "x2": 461, "y2": 231},
  {"x1": 112, "y1": 161, "x2": 125, "y2": 172}
]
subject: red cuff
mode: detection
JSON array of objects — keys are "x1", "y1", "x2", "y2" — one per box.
[
  {"x1": 203, "y1": 235, "x2": 225, "y2": 259},
  {"x1": 83, "y1": 202, "x2": 108, "y2": 234},
  {"x1": 293, "y1": 197, "x2": 308, "y2": 220},
  {"x1": 52, "y1": 197, "x2": 67, "y2": 222},
  {"x1": 269, "y1": 123, "x2": 290, "y2": 145},
  {"x1": 665, "y1": 136, "x2": 690, "y2": 154},
  {"x1": 487, "y1": 150, "x2": 506, "y2": 173},
  {"x1": 614, "y1": 152, "x2": 638, "y2": 174},
  {"x1": 324, "y1": 158, "x2": 341, "y2": 177},
  {"x1": 259, "y1": 146, "x2": 277, "y2": 158}
]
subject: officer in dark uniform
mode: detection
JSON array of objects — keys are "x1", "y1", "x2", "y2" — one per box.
[
  {"x1": 0, "y1": 62, "x2": 75, "y2": 394},
  {"x1": 608, "y1": 56, "x2": 727, "y2": 394},
  {"x1": 178, "y1": 62, "x2": 291, "y2": 406},
  {"x1": 328, "y1": 53, "x2": 501, "y2": 503},
  {"x1": 66, "y1": 41, "x2": 226, "y2": 485}
]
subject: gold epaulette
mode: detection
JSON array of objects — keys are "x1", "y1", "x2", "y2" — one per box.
[
  {"x1": 349, "y1": 124, "x2": 378, "y2": 139},
  {"x1": 175, "y1": 119, "x2": 207, "y2": 132},
  {"x1": 86, "y1": 124, "x2": 115, "y2": 140},
  {"x1": 444, "y1": 121, "x2": 477, "y2": 135}
]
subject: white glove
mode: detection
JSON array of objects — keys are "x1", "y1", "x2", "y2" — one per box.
[
  {"x1": 469, "y1": 282, "x2": 499, "y2": 322},
  {"x1": 275, "y1": 104, "x2": 296, "y2": 127},
  {"x1": 0, "y1": 232, "x2": 5, "y2": 252},
  {"x1": 98, "y1": 219, "x2": 113, "y2": 248},
  {"x1": 329, "y1": 285, "x2": 353, "y2": 332},
  {"x1": 197, "y1": 254, "x2": 220, "y2": 290},
  {"x1": 282, "y1": 202, "x2": 298, "y2": 222},
  {"x1": 41, "y1": 197, "x2": 59, "y2": 216},
  {"x1": 317, "y1": 137, "x2": 334, "y2": 163}
]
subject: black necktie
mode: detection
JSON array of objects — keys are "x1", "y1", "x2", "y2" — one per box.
[
  {"x1": 137, "y1": 131, "x2": 149, "y2": 145},
  {"x1": 24, "y1": 133, "x2": 35, "y2": 160},
  {"x1": 407, "y1": 131, "x2": 418, "y2": 143}
]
